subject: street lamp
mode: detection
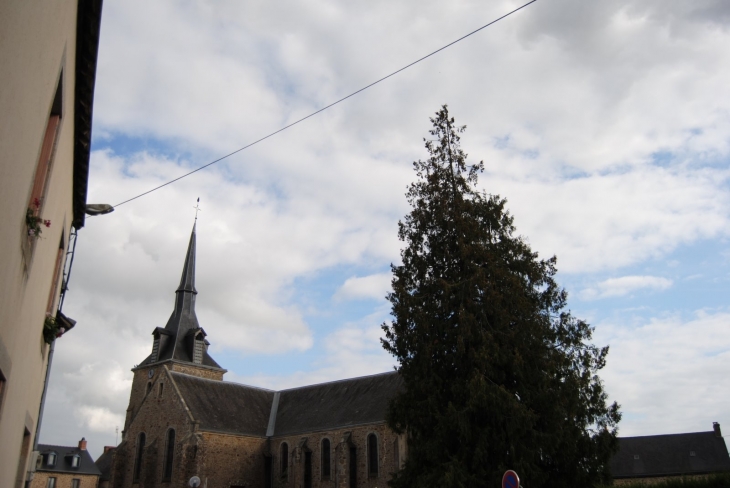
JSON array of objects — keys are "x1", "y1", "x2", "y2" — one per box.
[{"x1": 85, "y1": 203, "x2": 114, "y2": 215}]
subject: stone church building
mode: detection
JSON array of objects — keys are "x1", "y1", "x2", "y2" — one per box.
[{"x1": 110, "y1": 225, "x2": 406, "y2": 488}]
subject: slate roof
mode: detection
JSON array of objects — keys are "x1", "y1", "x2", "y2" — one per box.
[
  {"x1": 37, "y1": 444, "x2": 101, "y2": 476},
  {"x1": 171, "y1": 372, "x2": 274, "y2": 436},
  {"x1": 272, "y1": 371, "x2": 403, "y2": 436},
  {"x1": 169, "y1": 370, "x2": 402, "y2": 438},
  {"x1": 94, "y1": 448, "x2": 115, "y2": 482},
  {"x1": 611, "y1": 430, "x2": 730, "y2": 478},
  {"x1": 136, "y1": 224, "x2": 223, "y2": 371}
]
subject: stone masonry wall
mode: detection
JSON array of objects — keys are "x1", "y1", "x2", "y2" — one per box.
[
  {"x1": 123, "y1": 364, "x2": 174, "y2": 436},
  {"x1": 112, "y1": 366, "x2": 201, "y2": 488},
  {"x1": 270, "y1": 423, "x2": 406, "y2": 488},
  {"x1": 30, "y1": 472, "x2": 98, "y2": 488},
  {"x1": 123, "y1": 362, "x2": 224, "y2": 439},
  {"x1": 170, "y1": 362, "x2": 224, "y2": 381},
  {"x1": 197, "y1": 432, "x2": 268, "y2": 488}
]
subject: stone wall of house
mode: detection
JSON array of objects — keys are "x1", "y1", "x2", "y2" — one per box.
[
  {"x1": 30, "y1": 472, "x2": 98, "y2": 488},
  {"x1": 122, "y1": 365, "x2": 157, "y2": 436},
  {"x1": 112, "y1": 368, "x2": 200, "y2": 488},
  {"x1": 170, "y1": 362, "x2": 224, "y2": 381},
  {"x1": 196, "y1": 432, "x2": 268, "y2": 488},
  {"x1": 123, "y1": 362, "x2": 224, "y2": 440},
  {"x1": 614, "y1": 474, "x2": 715, "y2": 486},
  {"x1": 270, "y1": 423, "x2": 407, "y2": 488}
]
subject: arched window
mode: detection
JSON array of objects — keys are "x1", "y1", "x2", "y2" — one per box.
[
  {"x1": 280, "y1": 442, "x2": 289, "y2": 480},
  {"x1": 321, "y1": 438, "x2": 331, "y2": 479},
  {"x1": 367, "y1": 433, "x2": 378, "y2": 477},
  {"x1": 146, "y1": 382, "x2": 152, "y2": 395},
  {"x1": 133, "y1": 432, "x2": 146, "y2": 482},
  {"x1": 163, "y1": 429, "x2": 175, "y2": 481}
]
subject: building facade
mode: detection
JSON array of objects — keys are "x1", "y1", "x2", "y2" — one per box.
[
  {"x1": 111, "y1": 226, "x2": 407, "y2": 488},
  {"x1": 31, "y1": 438, "x2": 101, "y2": 488},
  {"x1": 0, "y1": 1, "x2": 102, "y2": 487}
]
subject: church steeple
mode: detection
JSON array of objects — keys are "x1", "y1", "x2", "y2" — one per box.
[
  {"x1": 140, "y1": 223, "x2": 223, "y2": 372},
  {"x1": 168, "y1": 223, "x2": 198, "y2": 328},
  {"x1": 176, "y1": 222, "x2": 197, "y2": 295}
]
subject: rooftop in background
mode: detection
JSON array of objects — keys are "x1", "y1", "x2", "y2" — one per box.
[
  {"x1": 37, "y1": 439, "x2": 102, "y2": 476},
  {"x1": 94, "y1": 446, "x2": 116, "y2": 483},
  {"x1": 612, "y1": 422, "x2": 730, "y2": 479}
]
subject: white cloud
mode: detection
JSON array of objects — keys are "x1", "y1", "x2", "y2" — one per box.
[
  {"x1": 334, "y1": 273, "x2": 392, "y2": 302},
  {"x1": 38, "y1": 0, "x2": 730, "y2": 453},
  {"x1": 595, "y1": 310, "x2": 730, "y2": 436},
  {"x1": 232, "y1": 309, "x2": 395, "y2": 391},
  {"x1": 581, "y1": 275, "x2": 673, "y2": 300},
  {"x1": 75, "y1": 406, "x2": 125, "y2": 434}
]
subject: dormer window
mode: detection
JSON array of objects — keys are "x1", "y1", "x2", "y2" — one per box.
[
  {"x1": 46, "y1": 452, "x2": 57, "y2": 466},
  {"x1": 70, "y1": 454, "x2": 80, "y2": 468}
]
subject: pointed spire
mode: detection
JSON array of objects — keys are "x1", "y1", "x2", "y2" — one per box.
[
  {"x1": 161, "y1": 223, "x2": 201, "y2": 360},
  {"x1": 176, "y1": 223, "x2": 197, "y2": 294},
  {"x1": 141, "y1": 219, "x2": 224, "y2": 372}
]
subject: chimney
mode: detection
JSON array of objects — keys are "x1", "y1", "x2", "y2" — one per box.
[
  {"x1": 714, "y1": 422, "x2": 722, "y2": 438},
  {"x1": 78, "y1": 437, "x2": 87, "y2": 451},
  {"x1": 103, "y1": 446, "x2": 115, "y2": 454}
]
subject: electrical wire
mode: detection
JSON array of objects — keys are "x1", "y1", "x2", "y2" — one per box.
[{"x1": 112, "y1": 0, "x2": 538, "y2": 209}]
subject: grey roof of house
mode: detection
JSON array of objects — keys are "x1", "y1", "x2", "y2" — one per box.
[
  {"x1": 272, "y1": 371, "x2": 403, "y2": 436},
  {"x1": 171, "y1": 372, "x2": 274, "y2": 437},
  {"x1": 37, "y1": 444, "x2": 102, "y2": 476},
  {"x1": 94, "y1": 448, "x2": 115, "y2": 481},
  {"x1": 611, "y1": 431, "x2": 730, "y2": 478}
]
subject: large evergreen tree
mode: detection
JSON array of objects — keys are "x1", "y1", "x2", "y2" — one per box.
[{"x1": 382, "y1": 106, "x2": 621, "y2": 488}]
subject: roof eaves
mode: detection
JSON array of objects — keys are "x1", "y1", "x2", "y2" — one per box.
[
  {"x1": 132, "y1": 359, "x2": 228, "y2": 374},
  {"x1": 72, "y1": 0, "x2": 103, "y2": 229},
  {"x1": 197, "y1": 427, "x2": 269, "y2": 438}
]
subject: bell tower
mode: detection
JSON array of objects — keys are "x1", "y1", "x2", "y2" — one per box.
[{"x1": 122, "y1": 223, "x2": 226, "y2": 437}]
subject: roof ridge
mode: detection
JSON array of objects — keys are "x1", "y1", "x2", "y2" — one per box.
[
  {"x1": 38, "y1": 444, "x2": 82, "y2": 450},
  {"x1": 169, "y1": 371, "x2": 276, "y2": 392},
  {"x1": 620, "y1": 430, "x2": 716, "y2": 440},
  {"x1": 276, "y1": 370, "x2": 398, "y2": 393}
]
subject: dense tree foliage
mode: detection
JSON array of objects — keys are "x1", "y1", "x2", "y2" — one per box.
[{"x1": 382, "y1": 106, "x2": 621, "y2": 488}]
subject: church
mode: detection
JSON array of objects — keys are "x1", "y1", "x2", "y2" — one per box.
[{"x1": 110, "y1": 224, "x2": 406, "y2": 488}]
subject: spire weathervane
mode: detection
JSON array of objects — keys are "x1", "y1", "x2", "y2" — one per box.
[{"x1": 193, "y1": 197, "x2": 202, "y2": 222}]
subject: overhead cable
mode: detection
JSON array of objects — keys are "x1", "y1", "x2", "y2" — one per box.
[{"x1": 113, "y1": 0, "x2": 538, "y2": 209}]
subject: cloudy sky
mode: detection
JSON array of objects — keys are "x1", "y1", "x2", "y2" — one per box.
[{"x1": 40, "y1": 0, "x2": 730, "y2": 458}]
